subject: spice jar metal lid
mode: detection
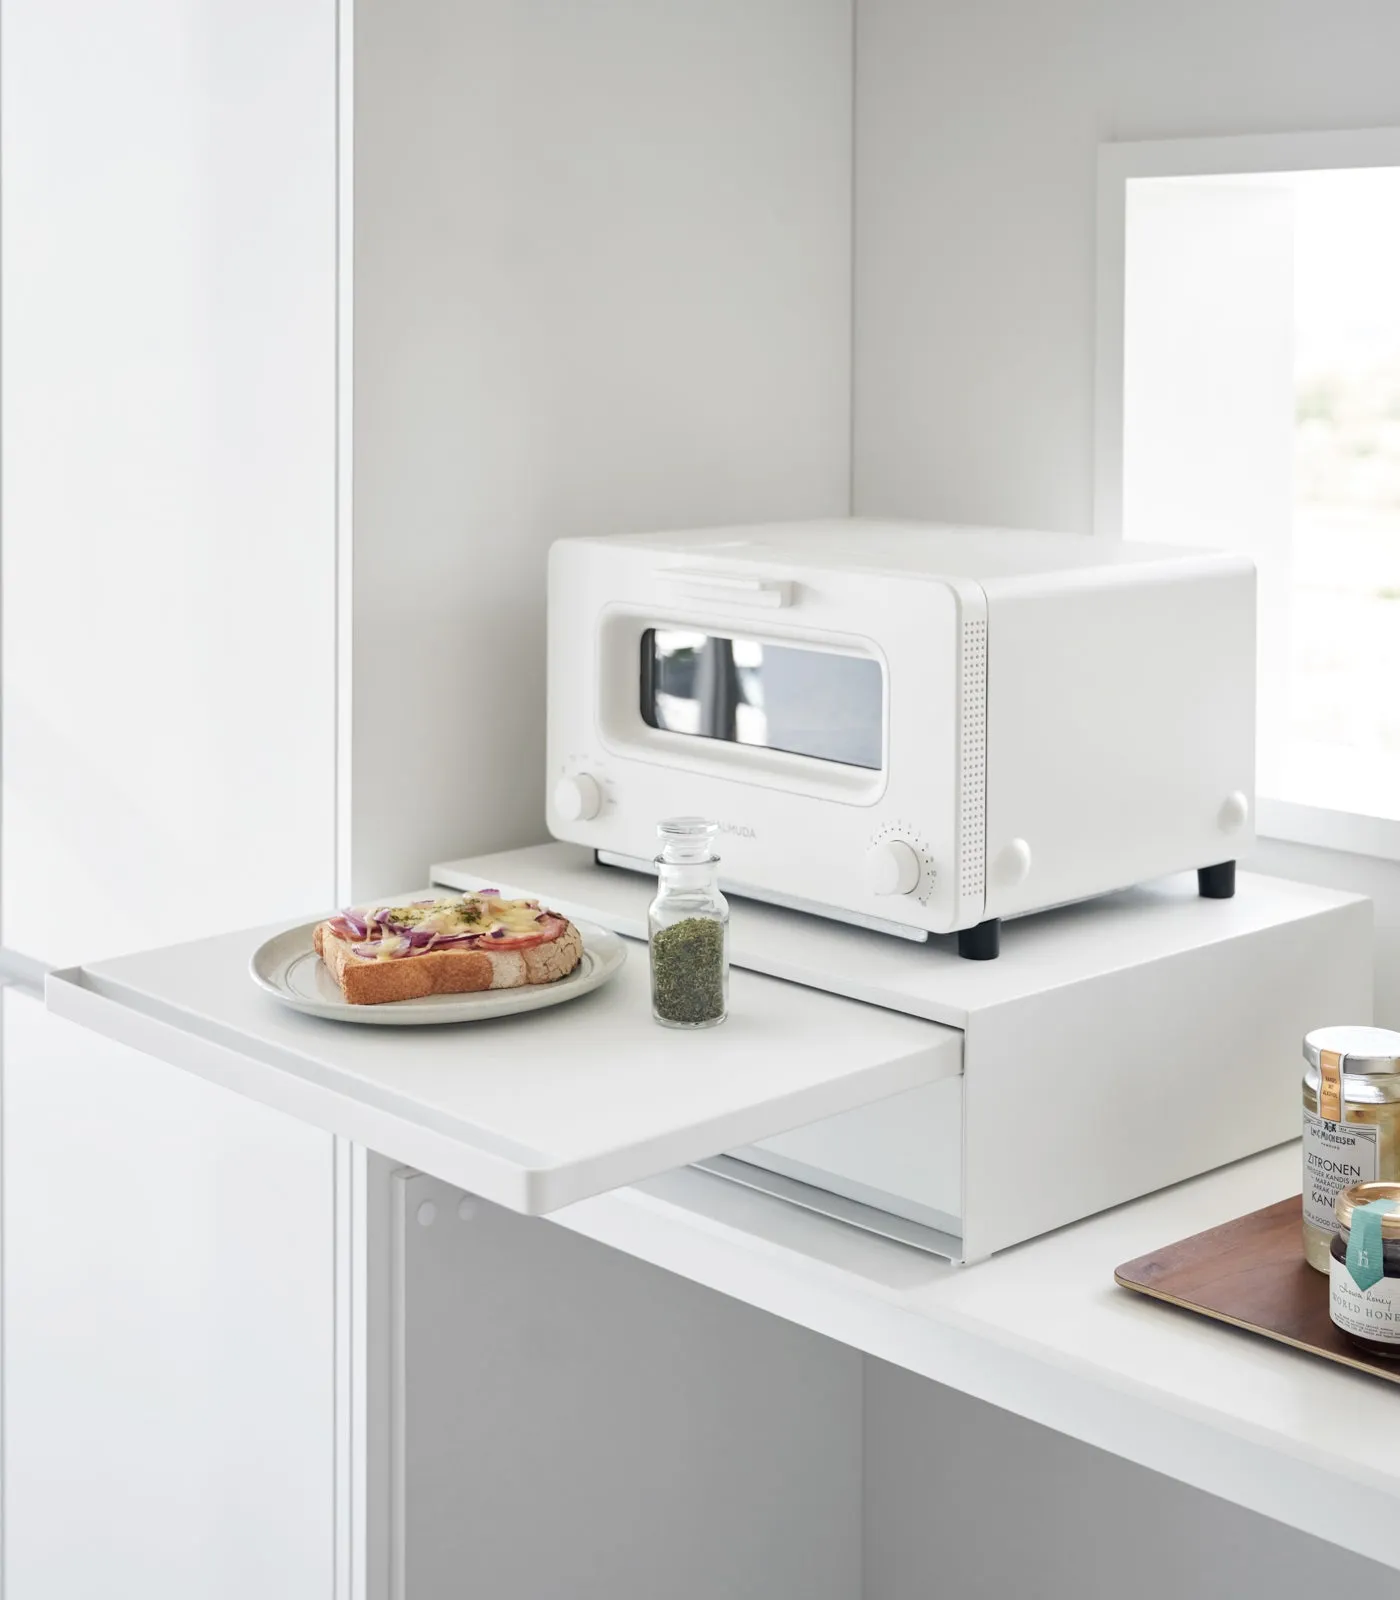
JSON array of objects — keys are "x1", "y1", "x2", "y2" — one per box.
[
  {"x1": 1335, "y1": 1181, "x2": 1400, "y2": 1237},
  {"x1": 1303, "y1": 1025, "x2": 1400, "y2": 1075}
]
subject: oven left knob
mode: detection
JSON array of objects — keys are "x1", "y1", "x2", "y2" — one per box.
[
  {"x1": 553, "y1": 773, "x2": 602, "y2": 823},
  {"x1": 864, "y1": 839, "x2": 921, "y2": 897}
]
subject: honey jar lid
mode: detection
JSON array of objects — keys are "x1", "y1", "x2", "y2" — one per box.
[
  {"x1": 1303, "y1": 1025, "x2": 1400, "y2": 1075},
  {"x1": 1335, "y1": 1182, "x2": 1400, "y2": 1237}
]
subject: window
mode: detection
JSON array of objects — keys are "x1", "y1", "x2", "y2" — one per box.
[{"x1": 1097, "y1": 129, "x2": 1400, "y2": 860}]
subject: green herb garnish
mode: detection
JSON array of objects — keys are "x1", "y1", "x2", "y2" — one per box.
[{"x1": 650, "y1": 917, "x2": 726, "y2": 1025}]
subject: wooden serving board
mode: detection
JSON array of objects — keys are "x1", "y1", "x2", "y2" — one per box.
[{"x1": 1115, "y1": 1194, "x2": 1400, "y2": 1386}]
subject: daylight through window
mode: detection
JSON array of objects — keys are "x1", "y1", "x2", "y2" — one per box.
[{"x1": 1121, "y1": 165, "x2": 1400, "y2": 824}]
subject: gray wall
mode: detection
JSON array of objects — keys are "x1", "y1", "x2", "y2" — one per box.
[
  {"x1": 350, "y1": 0, "x2": 853, "y2": 897},
  {"x1": 853, "y1": 0, "x2": 1400, "y2": 532}
]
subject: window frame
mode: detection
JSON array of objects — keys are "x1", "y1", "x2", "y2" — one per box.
[{"x1": 1095, "y1": 124, "x2": 1400, "y2": 865}]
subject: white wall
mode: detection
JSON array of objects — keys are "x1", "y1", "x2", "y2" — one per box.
[
  {"x1": 1, "y1": 3, "x2": 340, "y2": 1594},
  {"x1": 349, "y1": 0, "x2": 854, "y2": 897},
  {"x1": 853, "y1": 0, "x2": 1400, "y2": 1026}
]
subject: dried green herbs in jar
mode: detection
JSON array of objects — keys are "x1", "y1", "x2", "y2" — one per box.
[
  {"x1": 651, "y1": 916, "x2": 727, "y2": 1026},
  {"x1": 648, "y1": 818, "x2": 729, "y2": 1029}
]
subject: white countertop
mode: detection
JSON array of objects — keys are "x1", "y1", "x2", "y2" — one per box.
[{"x1": 552, "y1": 1143, "x2": 1400, "y2": 1572}]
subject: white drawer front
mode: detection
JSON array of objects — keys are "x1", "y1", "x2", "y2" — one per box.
[{"x1": 732, "y1": 1075, "x2": 962, "y2": 1238}]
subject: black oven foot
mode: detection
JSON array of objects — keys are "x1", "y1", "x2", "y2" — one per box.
[
  {"x1": 957, "y1": 918, "x2": 1000, "y2": 961},
  {"x1": 1197, "y1": 861, "x2": 1236, "y2": 899}
]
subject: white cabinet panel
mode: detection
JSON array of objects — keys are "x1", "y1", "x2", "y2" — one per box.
[
  {"x1": 2, "y1": 990, "x2": 336, "y2": 1600},
  {"x1": 1, "y1": 0, "x2": 337, "y2": 966},
  {"x1": 863, "y1": 1362, "x2": 1397, "y2": 1600},
  {"x1": 397, "y1": 1171, "x2": 862, "y2": 1600},
  {"x1": 0, "y1": 4, "x2": 340, "y2": 1594}
]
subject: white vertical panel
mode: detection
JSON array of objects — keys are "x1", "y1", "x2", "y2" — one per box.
[
  {"x1": 0, "y1": 4, "x2": 340, "y2": 1596},
  {"x1": 1, "y1": 0, "x2": 338, "y2": 966},
  {"x1": 2, "y1": 992, "x2": 335, "y2": 1599},
  {"x1": 349, "y1": 0, "x2": 853, "y2": 897}
]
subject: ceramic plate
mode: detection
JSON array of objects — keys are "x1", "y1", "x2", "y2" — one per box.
[{"x1": 250, "y1": 913, "x2": 626, "y2": 1025}]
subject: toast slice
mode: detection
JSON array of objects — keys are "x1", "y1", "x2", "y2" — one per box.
[{"x1": 313, "y1": 897, "x2": 584, "y2": 1006}]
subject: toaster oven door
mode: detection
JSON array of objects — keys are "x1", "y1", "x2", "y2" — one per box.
[{"x1": 638, "y1": 625, "x2": 885, "y2": 774}]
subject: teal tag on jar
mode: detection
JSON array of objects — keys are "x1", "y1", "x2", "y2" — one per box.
[{"x1": 1346, "y1": 1199, "x2": 1400, "y2": 1291}]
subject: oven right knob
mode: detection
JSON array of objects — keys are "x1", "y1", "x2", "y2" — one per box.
[
  {"x1": 553, "y1": 772, "x2": 602, "y2": 823},
  {"x1": 864, "y1": 839, "x2": 922, "y2": 897}
]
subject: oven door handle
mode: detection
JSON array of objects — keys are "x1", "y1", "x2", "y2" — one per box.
[{"x1": 655, "y1": 569, "x2": 794, "y2": 609}]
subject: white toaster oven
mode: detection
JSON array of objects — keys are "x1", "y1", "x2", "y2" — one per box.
[{"x1": 546, "y1": 520, "x2": 1256, "y2": 958}]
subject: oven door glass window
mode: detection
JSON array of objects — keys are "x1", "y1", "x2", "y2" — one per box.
[{"x1": 640, "y1": 629, "x2": 882, "y2": 770}]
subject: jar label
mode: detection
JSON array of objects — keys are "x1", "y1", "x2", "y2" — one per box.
[
  {"x1": 1346, "y1": 1199, "x2": 1400, "y2": 1290},
  {"x1": 1302, "y1": 1111, "x2": 1378, "y2": 1234},
  {"x1": 1318, "y1": 1047, "x2": 1343, "y2": 1122},
  {"x1": 1330, "y1": 1254, "x2": 1400, "y2": 1345}
]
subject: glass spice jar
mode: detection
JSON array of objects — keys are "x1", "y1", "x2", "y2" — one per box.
[
  {"x1": 1329, "y1": 1181, "x2": 1400, "y2": 1358},
  {"x1": 648, "y1": 817, "x2": 728, "y2": 1029},
  {"x1": 1301, "y1": 1026, "x2": 1400, "y2": 1272}
]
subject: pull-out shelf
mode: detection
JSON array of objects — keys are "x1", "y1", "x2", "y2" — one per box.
[
  {"x1": 46, "y1": 912, "x2": 960, "y2": 1214},
  {"x1": 48, "y1": 850, "x2": 1370, "y2": 1260}
]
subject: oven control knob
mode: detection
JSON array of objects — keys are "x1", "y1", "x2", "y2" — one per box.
[
  {"x1": 864, "y1": 839, "x2": 922, "y2": 897},
  {"x1": 553, "y1": 773, "x2": 602, "y2": 823}
]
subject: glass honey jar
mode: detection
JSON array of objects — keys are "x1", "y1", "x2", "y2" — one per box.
[
  {"x1": 1301, "y1": 1026, "x2": 1400, "y2": 1272},
  {"x1": 1329, "y1": 1181, "x2": 1400, "y2": 1357}
]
